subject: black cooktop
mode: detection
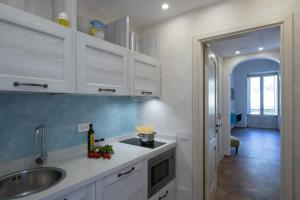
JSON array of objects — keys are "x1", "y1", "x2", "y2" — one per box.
[{"x1": 119, "y1": 138, "x2": 166, "y2": 149}]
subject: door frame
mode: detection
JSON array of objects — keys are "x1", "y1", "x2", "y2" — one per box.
[{"x1": 192, "y1": 14, "x2": 294, "y2": 200}]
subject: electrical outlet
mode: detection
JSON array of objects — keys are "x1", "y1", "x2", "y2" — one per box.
[{"x1": 78, "y1": 123, "x2": 90, "y2": 133}]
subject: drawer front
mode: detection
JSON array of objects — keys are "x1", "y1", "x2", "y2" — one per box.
[
  {"x1": 104, "y1": 169, "x2": 144, "y2": 200},
  {"x1": 104, "y1": 162, "x2": 144, "y2": 186},
  {"x1": 56, "y1": 184, "x2": 96, "y2": 200},
  {"x1": 96, "y1": 161, "x2": 146, "y2": 200},
  {"x1": 149, "y1": 180, "x2": 175, "y2": 200}
]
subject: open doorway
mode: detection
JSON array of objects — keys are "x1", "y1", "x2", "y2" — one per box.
[
  {"x1": 192, "y1": 16, "x2": 293, "y2": 200},
  {"x1": 204, "y1": 26, "x2": 282, "y2": 200}
]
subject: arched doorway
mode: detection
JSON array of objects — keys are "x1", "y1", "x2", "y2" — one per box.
[
  {"x1": 231, "y1": 58, "x2": 280, "y2": 128},
  {"x1": 222, "y1": 56, "x2": 280, "y2": 155}
]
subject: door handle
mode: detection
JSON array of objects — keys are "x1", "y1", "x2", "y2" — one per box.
[
  {"x1": 118, "y1": 167, "x2": 135, "y2": 177},
  {"x1": 216, "y1": 122, "x2": 222, "y2": 127},
  {"x1": 141, "y1": 91, "x2": 152, "y2": 95},
  {"x1": 159, "y1": 190, "x2": 169, "y2": 200},
  {"x1": 99, "y1": 88, "x2": 116, "y2": 93},
  {"x1": 14, "y1": 82, "x2": 48, "y2": 88}
]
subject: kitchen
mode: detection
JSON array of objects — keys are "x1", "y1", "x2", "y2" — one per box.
[
  {"x1": 0, "y1": 0, "x2": 300, "y2": 200},
  {"x1": 0, "y1": 0, "x2": 175, "y2": 199}
]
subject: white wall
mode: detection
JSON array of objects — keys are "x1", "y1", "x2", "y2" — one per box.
[
  {"x1": 294, "y1": 1, "x2": 300, "y2": 197},
  {"x1": 138, "y1": 0, "x2": 299, "y2": 199}
]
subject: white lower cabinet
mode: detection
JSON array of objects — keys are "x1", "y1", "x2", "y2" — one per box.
[
  {"x1": 149, "y1": 180, "x2": 176, "y2": 200},
  {"x1": 96, "y1": 161, "x2": 146, "y2": 200},
  {"x1": 56, "y1": 184, "x2": 96, "y2": 200}
]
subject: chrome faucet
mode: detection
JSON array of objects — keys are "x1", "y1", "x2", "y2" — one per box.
[{"x1": 35, "y1": 125, "x2": 48, "y2": 166}]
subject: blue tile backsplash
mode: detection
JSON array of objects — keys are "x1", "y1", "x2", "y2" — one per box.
[{"x1": 0, "y1": 94, "x2": 140, "y2": 162}]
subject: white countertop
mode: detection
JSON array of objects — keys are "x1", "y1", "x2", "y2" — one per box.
[{"x1": 18, "y1": 137, "x2": 176, "y2": 200}]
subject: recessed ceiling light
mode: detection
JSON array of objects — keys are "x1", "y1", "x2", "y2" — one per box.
[
  {"x1": 235, "y1": 50, "x2": 240, "y2": 55},
  {"x1": 258, "y1": 47, "x2": 264, "y2": 51},
  {"x1": 161, "y1": 3, "x2": 169, "y2": 10}
]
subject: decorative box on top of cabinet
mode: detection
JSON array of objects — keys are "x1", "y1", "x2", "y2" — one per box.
[
  {"x1": 0, "y1": 3, "x2": 75, "y2": 93},
  {"x1": 130, "y1": 51, "x2": 161, "y2": 97},
  {"x1": 76, "y1": 32, "x2": 130, "y2": 95}
]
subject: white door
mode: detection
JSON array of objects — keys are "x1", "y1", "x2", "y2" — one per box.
[
  {"x1": 130, "y1": 51, "x2": 160, "y2": 97},
  {"x1": 57, "y1": 184, "x2": 95, "y2": 200},
  {"x1": 205, "y1": 47, "x2": 218, "y2": 200},
  {"x1": 0, "y1": 4, "x2": 75, "y2": 93},
  {"x1": 77, "y1": 32, "x2": 129, "y2": 95}
]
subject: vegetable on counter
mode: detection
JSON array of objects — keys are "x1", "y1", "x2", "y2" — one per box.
[{"x1": 88, "y1": 145, "x2": 114, "y2": 160}]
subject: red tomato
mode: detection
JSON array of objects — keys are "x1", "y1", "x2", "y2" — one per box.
[
  {"x1": 107, "y1": 154, "x2": 111, "y2": 159},
  {"x1": 88, "y1": 152, "x2": 94, "y2": 158}
]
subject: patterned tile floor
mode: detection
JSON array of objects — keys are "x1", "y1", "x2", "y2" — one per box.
[{"x1": 213, "y1": 128, "x2": 280, "y2": 200}]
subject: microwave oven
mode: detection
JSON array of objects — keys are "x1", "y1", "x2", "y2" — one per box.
[{"x1": 148, "y1": 148, "x2": 176, "y2": 198}]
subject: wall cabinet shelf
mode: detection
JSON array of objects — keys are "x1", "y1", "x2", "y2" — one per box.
[
  {"x1": 0, "y1": 0, "x2": 76, "y2": 29},
  {"x1": 130, "y1": 52, "x2": 161, "y2": 97},
  {"x1": 0, "y1": 3, "x2": 75, "y2": 93}
]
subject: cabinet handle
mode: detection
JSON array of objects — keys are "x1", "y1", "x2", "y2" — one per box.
[
  {"x1": 99, "y1": 88, "x2": 116, "y2": 93},
  {"x1": 13, "y1": 82, "x2": 48, "y2": 88},
  {"x1": 118, "y1": 167, "x2": 135, "y2": 177},
  {"x1": 159, "y1": 190, "x2": 169, "y2": 200},
  {"x1": 141, "y1": 91, "x2": 152, "y2": 95}
]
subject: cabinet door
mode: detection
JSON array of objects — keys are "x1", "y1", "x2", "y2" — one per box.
[
  {"x1": 96, "y1": 162, "x2": 146, "y2": 200},
  {"x1": 130, "y1": 52, "x2": 160, "y2": 97},
  {"x1": 148, "y1": 180, "x2": 175, "y2": 200},
  {"x1": 0, "y1": 4, "x2": 75, "y2": 93},
  {"x1": 77, "y1": 32, "x2": 129, "y2": 95},
  {"x1": 57, "y1": 184, "x2": 95, "y2": 200}
]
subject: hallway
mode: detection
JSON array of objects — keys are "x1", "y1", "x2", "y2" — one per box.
[{"x1": 214, "y1": 128, "x2": 280, "y2": 200}]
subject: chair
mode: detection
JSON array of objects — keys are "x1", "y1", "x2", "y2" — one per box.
[{"x1": 231, "y1": 136, "x2": 240, "y2": 155}]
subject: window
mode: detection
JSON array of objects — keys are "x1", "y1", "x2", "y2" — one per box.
[
  {"x1": 247, "y1": 73, "x2": 279, "y2": 116},
  {"x1": 263, "y1": 75, "x2": 278, "y2": 115},
  {"x1": 249, "y1": 76, "x2": 261, "y2": 115}
]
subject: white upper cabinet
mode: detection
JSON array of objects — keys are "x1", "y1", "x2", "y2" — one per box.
[
  {"x1": 130, "y1": 51, "x2": 161, "y2": 97},
  {"x1": 0, "y1": 3, "x2": 75, "y2": 93},
  {"x1": 76, "y1": 32, "x2": 129, "y2": 95}
]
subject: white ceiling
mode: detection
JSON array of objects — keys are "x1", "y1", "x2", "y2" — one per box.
[
  {"x1": 88, "y1": 0, "x2": 222, "y2": 29},
  {"x1": 210, "y1": 26, "x2": 280, "y2": 58}
]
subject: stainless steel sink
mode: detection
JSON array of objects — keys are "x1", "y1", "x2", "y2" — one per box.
[{"x1": 0, "y1": 167, "x2": 66, "y2": 199}]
